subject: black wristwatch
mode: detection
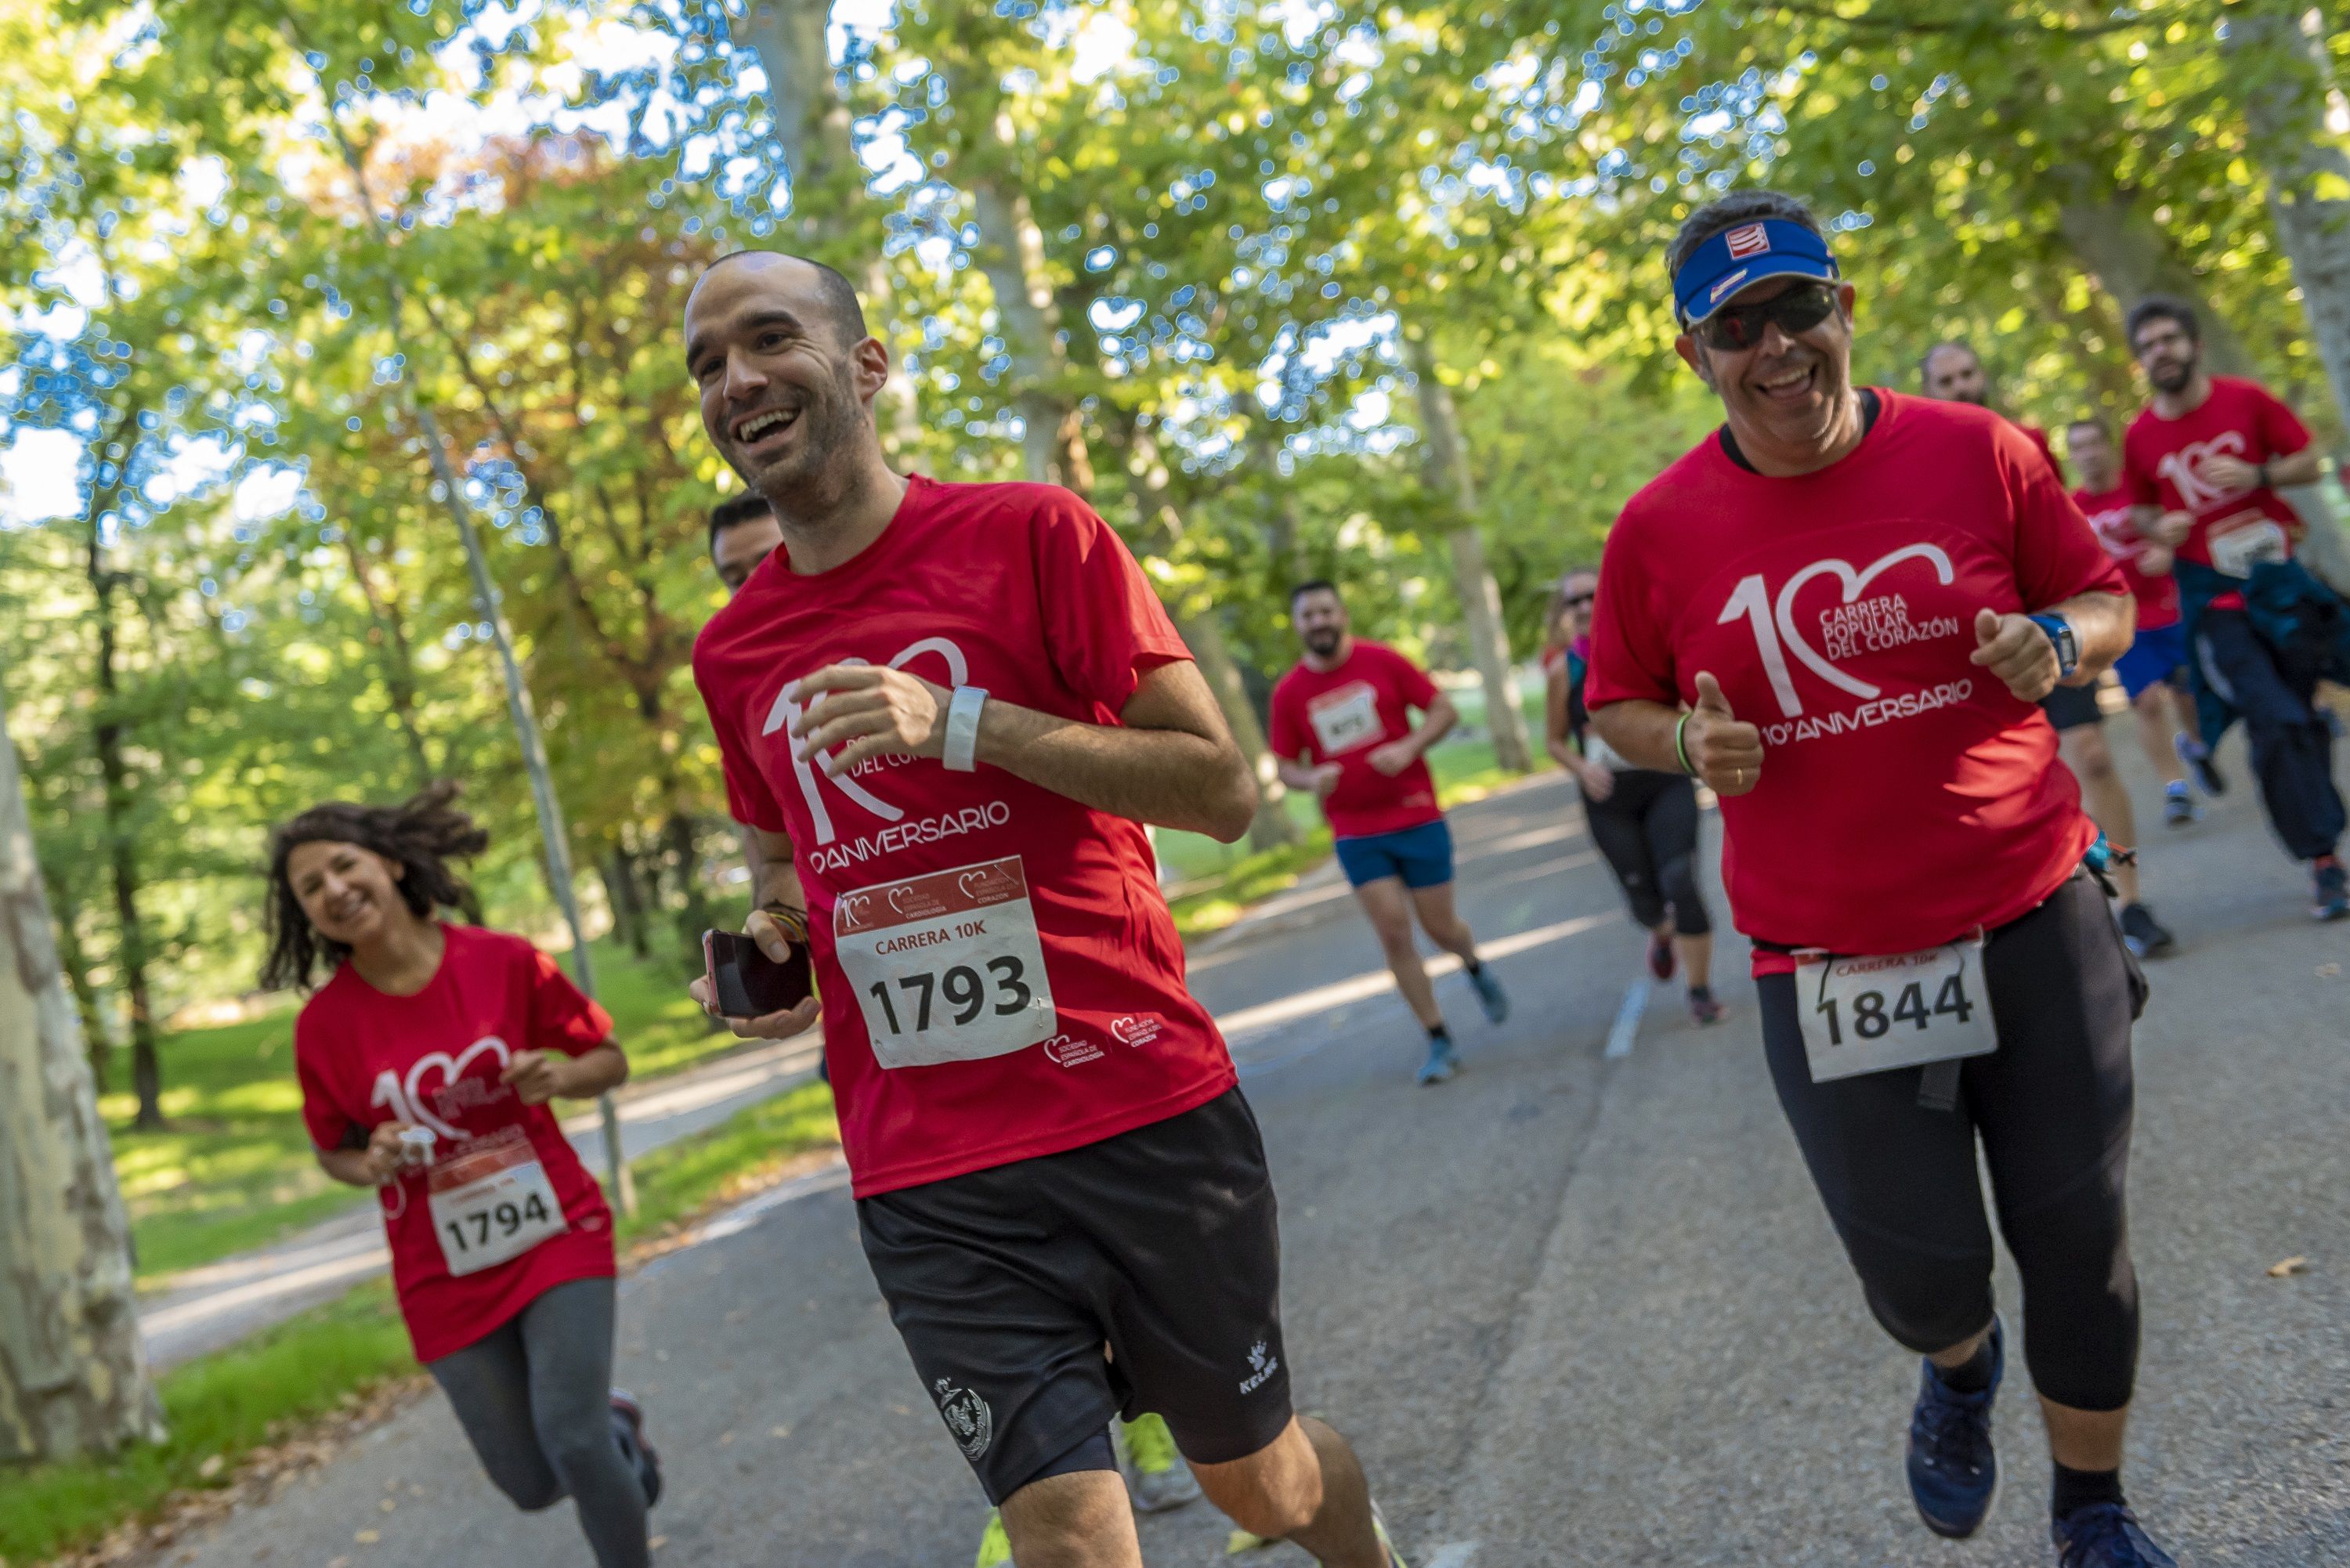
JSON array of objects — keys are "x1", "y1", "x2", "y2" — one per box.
[
  {"x1": 2254, "y1": 460, "x2": 2272, "y2": 490},
  {"x1": 2027, "y1": 614, "x2": 2080, "y2": 680}
]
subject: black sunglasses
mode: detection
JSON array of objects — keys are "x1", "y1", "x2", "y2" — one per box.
[
  {"x1": 1560, "y1": 592, "x2": 1595, "y2": 609},
  {"x1": 1692, "y1": 282, "x2": 1838, "y2": 351}
]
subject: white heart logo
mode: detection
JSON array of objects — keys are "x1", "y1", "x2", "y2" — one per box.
[
  {"x1": 1772, "y1": 544, "x2": 1955, "y2": 701},
  {"x1": 402, "y1": 1035, "x2": 512, "y2": 1140}
]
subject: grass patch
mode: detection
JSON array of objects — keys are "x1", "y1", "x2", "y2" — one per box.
[
  {"x1": 616, "y1": 1078, "x2": 841, "y2": 1242},
  {"x1": 0, "y1": 1280, "x2": 415, "y2": 1565},
  {"x1": 1167, "y1": 831, "x2": 1336, "y2": 938},
  {"x1": 113, "y1": 937, "x2": 752, "y2": 1288}
]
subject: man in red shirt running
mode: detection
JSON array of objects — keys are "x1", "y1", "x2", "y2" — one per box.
[
  {"x1": 679, "y1": 251, "x2": 1405, "y2": 1568},
  {"x1": 1588, "y1": 190, "x2": 2171, "y2": 1568},
  {"x1": 1267, "y1": 583, "x2": 1509, "y2": 1086},
  {"x1": 2063, "y1": 417, "x2": 2210, "y2": 829},
  {"x1": 1920, "y1": 345, "x2": 2177, "y2": 957},
  {"x1": 2120, "y1": 296, "x2": 2348, "y2": 921}
]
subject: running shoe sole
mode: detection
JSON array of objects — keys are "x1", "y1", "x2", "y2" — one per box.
[{"x1": 609, "y1": 1390, "x2": 662, "y2": 1510}]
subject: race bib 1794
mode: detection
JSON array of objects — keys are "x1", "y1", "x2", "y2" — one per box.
[
  {"x1": 427, "y1": 1129, "x2": 569, "y2": 1277},
  {"x1": 1795, "y1": 939, "x2": 1997, "y2": 1084},
  {"x1": 833, "y1": 855, "x2": 1057, "y2": 1069}
]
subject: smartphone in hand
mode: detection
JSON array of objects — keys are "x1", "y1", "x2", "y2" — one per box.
[{"x1": 703, "y1": 929, "x2": 814, "y2": 1017}]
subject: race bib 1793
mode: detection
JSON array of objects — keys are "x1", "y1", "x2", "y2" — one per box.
[{"x1": 833, "y1": 855, "x2": 1057, "y2": 1069}]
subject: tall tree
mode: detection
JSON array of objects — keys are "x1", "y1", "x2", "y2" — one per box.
[{"x1": 0, "y1": 681, "x2": 162, "y2": 1461}]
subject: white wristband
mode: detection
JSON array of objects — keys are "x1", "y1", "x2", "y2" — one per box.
[{"x1": 943, "y1": 685, "x2": 988, "y2": 772}]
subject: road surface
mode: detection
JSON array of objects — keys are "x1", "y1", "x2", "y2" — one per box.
[{"x1": 147, "y1": 742, "x2": 2350, "y2": 1566}]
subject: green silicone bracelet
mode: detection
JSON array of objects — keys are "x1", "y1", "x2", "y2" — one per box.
[{"x1": 1673, "y1": 711, "x2": 1696, "y2": 776}]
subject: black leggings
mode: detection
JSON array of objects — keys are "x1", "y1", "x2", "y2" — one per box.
[
  {"x1": 2196, "y1": 608, "x2": 2345, "y2": 861},
  {"x1": 426, "y1": 1277, "x2": 652, "y2": 1568},
  {"x1": 1759, "y1": 873, "x2": 2141, "y2": 1411},
  {"x1": 1584, "y1": 769, "x2": 1712, "y2": 936}
]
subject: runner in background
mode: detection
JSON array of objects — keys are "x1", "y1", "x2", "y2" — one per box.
[
  {"x1": 1542, "y1": 570, "x2": 1725, "y2": 1024},
  {"x1": 699, "y1": 366, "x2": 1206, "y2": 1568},
  {"x1": 2063, "y1": 417, "x2": 2211, "y2": 827},
  {"x1": 1922, "y1": 345, "x2": 2175, "y2": 956},
  {"x1": 266, "y1": 784, "x2": 661, "y2": 1568},
  {"x1": 1269, "y1": 582, "x2": 1510, "y2": 1086},
  {"x1": 1591, "y1": 190, "x2": 2171, "y2": 1568},
  {"x1": 1920, "y1": 341, "x2": 2060, "y2": 471},
  {"x1": 2121, "y1": 296, "x2": 2350, "y2": 922},
  {"x1": 682, "y1": 251, "x2": 1406, "y2": 1568}
]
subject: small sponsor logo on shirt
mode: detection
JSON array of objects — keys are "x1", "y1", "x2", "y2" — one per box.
[
  {"x1": 1239, "y1": 1339, "x2": 1282, "y2": 1395},
  {"x1": 1109, "y1": 1014, "x2": 1163, "y2": 1048},
  {"x1": 1707, "y1": 267, "x2": 1750, "y2": 305},
  {"x1": 1725, "y1": 222, "x2": 1770, "y2": 258},
  {"x1": 933, "y1": 1378, "x2": 994, "y2": 1458},
  {"x1": 1041, "y1": 1033, "x2": 1104, "y2": 1068}
]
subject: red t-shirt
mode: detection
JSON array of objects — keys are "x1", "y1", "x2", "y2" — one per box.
[
  {"x1": 692, "y1": 477, "x2": 1235, "y2": 1198},
  {"x1": 2123, "y1": 376, "x2": 2311, "y2": 609},
  {"x1": 1267, "y1": 640, "x2": 1445, "y2": 839},
  {"x1": 2074, "y1": 482, "x2": 2180, "y2": 630},
  {"x1": 295, "y1": 925, "x2": 617, "y2": 1363},
  {"x1": 2016, "y1": 421, "x2": 2059, "y2": 475},
  {"x1": 1586, "y1": 392, "x2": 2124, "y2": 965}
]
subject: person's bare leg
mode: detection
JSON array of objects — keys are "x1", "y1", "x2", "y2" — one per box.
[
  {"x1": 1928, "y1": 1321, "x2": 1994, "y2": 1374},
  {"x1": 1674, "y1": 928, "x2": 1714, "y2": 992},
  {"x1": 1190, "y1": 1416, "x2": 1386, "y2": 1568},
  {"x1": 998, "y1": 1470, "x2": 1143, "y2": 1568},
  {"x1": 2059, "y1": 726, "x2": 2141, "y2": 905},
  {"x1": 1405, "y1": 880, "x2": 1479, "y2": 964},
  {"x1": 2131, "y1": 686, "x2": 2187, "y2": 786},
  {"x1": 1354, "y1": 879, "x2": 1440, "y2": 1030},
  {"x1": 2040, "y1": 1397, "x2": 2129, "y2": 1473}
]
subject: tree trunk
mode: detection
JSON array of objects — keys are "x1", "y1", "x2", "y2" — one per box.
[
  {"x1": 600, "y1": 845, "x2": 652, "y2": 962},
  {"x1": 661, "y1": 808, "x2": 714, "y2": 959},
  {"x1": 0, "y1": 683, "x2": 164, "y2": 1461},
  {"x1": 1179, "y1": 606, "x2": 1300, "y2": 852},
  {"x1": 1404, "y1": 331, "x2": 1533, "y2": 771},
  {"x1": 971, "y1": 159, "x2": 1092, "y2": 491},
  {"x1": 42, "y1": 873, "x2": 111, "y2": 1093},
  {"x1": 88, "y1": 541, "x2": 162, "y2": 1131},
  {"x1": 338, "y1": 529, "x2": 434, "y2": 788}
]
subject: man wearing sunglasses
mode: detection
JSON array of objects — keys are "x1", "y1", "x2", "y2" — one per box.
[{"x1": 1584, "y1": 190, "x2": 2175, "y2": 1568}]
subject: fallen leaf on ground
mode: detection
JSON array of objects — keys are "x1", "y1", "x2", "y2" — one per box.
[
  {"x1": 2269, "y1": 1255, "x2": 2309, "y2": 1277},
  {"x1": 195, "y1": 1455, "x2": 223, "y2": 1481},
  {"x1": 2317, "y1": 963, "x2": 2340, "y2": 978}
]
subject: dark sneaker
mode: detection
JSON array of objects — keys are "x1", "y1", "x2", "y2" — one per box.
[
  {"x1": 2175, "y1": 732, "x2": 2225, "y2": 796},
  {"x1": 1907, "y1": 1317, "x2": 2001, "y2": 1539},
  {"x1": 1466, "y1": 963, "x2": 1509, "y2": 1024},
  {"x1": 2160, "y1": 783, "x2": 2198, "y2": 829},
  {"x1": 2052, "y1": 1502, "x2": 2178, "y2": 1567},
  {"x1": 1647, "y1": 930, "x2": 1677, "y2": 981},
  {"x1": 1416, "y1": 1035, "x2": 1459, "y2": 1086},
  {"x1": 1688, "y1": 985, "x2": 1726, "y2": 1026},
  {"x1": 2118, "y1": 902, "x2": 2175, "y2": 959},
  {"x1": 610, "y1": 1389, "x2": 662, "y2": 1509},
  {"x1": 2314, "y1": 860, "x2": 2349, "y2": 922}
]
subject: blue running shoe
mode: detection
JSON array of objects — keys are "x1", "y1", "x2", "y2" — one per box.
[
  {"x1": 1907, "y1": 1317, "x2": 2002, "y2": 1538},
  {"x1": 2052, "y1": 1502, "x2": 2177, "y2": 1567},
  {"x1": 1416, "y1": 1034, "x2": 1459, "y2": 1086},
  {"x1": 2312, "y1": 858, "x2": 2348, "y2": 923},
  {"x1": 2174, "y1": 732, "x2": 2225, "y2": 797},
  {"x1": 1466, "y1": 963, "x2": 1509, "y2": 1024}
]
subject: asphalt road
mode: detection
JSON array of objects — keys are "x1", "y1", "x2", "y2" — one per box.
[{"x1": 153, "y1": 735, "x2": 2349, "y2": 1567}]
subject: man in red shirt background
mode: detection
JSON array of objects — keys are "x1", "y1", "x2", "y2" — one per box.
[
  {"x1": 1919, "y1": 343, "x2": 2178, "y2": 957},
  {"x1": 2121, "y1": 296, "x2": 2347, "y2": 921},
  {"x1": 2063, "y1": 416, "x2": 2210, "y2": 829},
  {"x1": 1269, "y1": 582, "x2": 1509, "y2": 1086}
]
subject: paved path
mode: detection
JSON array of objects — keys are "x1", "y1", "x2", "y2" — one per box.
[{"x1": 150, "y1": 742, "x2": 2350, "y2": 1566}]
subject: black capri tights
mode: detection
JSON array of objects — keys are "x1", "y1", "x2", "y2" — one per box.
[
  {"x1": 1584, "y1": 769, "x2": 1711, "y2": 936},
  {"x1": 1758, "y1": 872, "x2": 2141, "y2": 1412}
]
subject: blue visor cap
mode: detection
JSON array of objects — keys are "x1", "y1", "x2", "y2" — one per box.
[{"x1": 1672, "y1": 219, "x2": 1840, "y2": 327}]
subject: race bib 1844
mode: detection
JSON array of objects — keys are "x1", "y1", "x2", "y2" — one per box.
[
  {"x1": 833, "y1": 855, "x2": 1057, "y2": 1069},
  {"x1": 1795, "y1": 940, "x2": 1997, "y2": 1083},
  {"x1": 2206, "y1": 511, "x2": 2289, "y2": 579}
]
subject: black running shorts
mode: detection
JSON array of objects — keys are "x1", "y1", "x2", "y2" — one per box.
[{"x1": 856, "y1": 1088, "x2": 1293, "y2": 1503}]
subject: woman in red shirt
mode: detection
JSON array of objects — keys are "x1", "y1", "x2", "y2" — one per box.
[{"x1": 264, "y1": 784, "x2": 660, "y2": 1568}]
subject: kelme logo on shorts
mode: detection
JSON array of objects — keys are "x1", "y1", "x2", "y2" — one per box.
[
  {"x1": 933, "y1": 1378, "x2": 993, "y2": 1458},
  {"x1": 1238, "y1": 1339, "x2": 1281, "y2": 1395}
]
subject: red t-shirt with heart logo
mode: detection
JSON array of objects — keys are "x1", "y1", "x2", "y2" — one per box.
[
  {"x1": 1267, "y1": 640, "x2": 1446, "y2": 839},
  {"x1": 296, "y1": 924, "x2": 617, "y2": 1361},
  {"x1": 2122, "y1": 375, "x2": 2312, "y2": 609},
  {"x1": 1585, "y1": 391, "x2": 2125, "y2": 963},
  {"x1": 2074, "y1": 482, "x2": 2180, "y2": 631},
  {"x1": 692, "y1": 477, "x2": 1235, "y2": 1199}
]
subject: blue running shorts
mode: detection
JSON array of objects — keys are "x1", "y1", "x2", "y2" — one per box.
[
  {"x1": 2113, "y1": 623, "x2": 2188, "y2": 702},
  {"x1": 1333, "y1": 818, "x2": 1455, "y2": 889}
]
